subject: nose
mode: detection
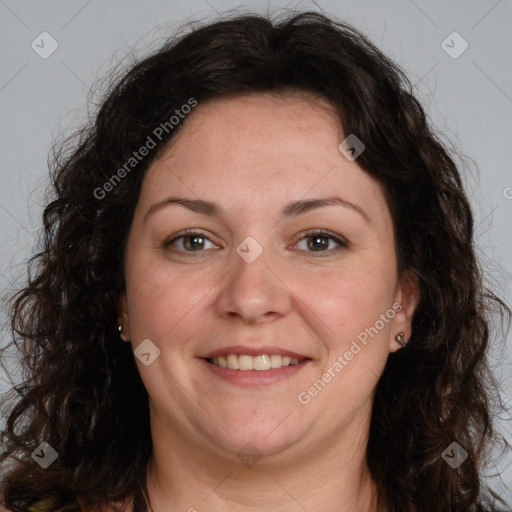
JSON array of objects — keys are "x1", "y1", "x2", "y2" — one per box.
[{"x1": 214, "y1": 240, "x2": 292, "y2": 324}]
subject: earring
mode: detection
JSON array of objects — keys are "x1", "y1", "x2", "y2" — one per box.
[
  {"x1": 396, "y1": 332, "x2": 406, "y2": 349},
  {"x1": 118, "y1": 324, "x2": 130, "y2": 342}
]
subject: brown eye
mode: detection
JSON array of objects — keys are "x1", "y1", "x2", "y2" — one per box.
[
  {"x1": 294, "y1": 230, "x2": 347, "y2": 255},
  {"x1": 164, "y1": 231, "x2": 217, "y2": 252}
]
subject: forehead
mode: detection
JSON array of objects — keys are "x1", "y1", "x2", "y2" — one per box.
[
  {"x1": 137, "y1": 92, "x2": 391, "y2": 228},
  {"x1": 171, "y1": 91, "x2": 344, "y2": 161}
]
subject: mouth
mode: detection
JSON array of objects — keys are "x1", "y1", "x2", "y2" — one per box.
[
  {"x1": 199, "y1": 354, "x2": 312, "y2": 387},
  {"x1": 204, "y1": 354, "x2": 311, "y2": 370}
]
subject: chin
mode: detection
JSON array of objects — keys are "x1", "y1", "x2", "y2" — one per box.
[{"x1": 212, "y1": 424, "x2": 305, "y2": 462}]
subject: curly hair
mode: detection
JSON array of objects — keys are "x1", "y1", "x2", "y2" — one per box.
[{"x1": 1, "y1": 9, "x2": 510, "y2": 512}]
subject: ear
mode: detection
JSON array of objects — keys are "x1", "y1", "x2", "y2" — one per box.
[
  {"x1": 116, "y1": 293, "x2": 131, "y2": 342},
  {"x1": 389, "y1": 269, "x2": 420, "y2": 353}
]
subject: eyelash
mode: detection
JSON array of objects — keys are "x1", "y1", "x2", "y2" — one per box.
[{"x1": 163, "y1": 229, "x2": 347, "y2": 256}]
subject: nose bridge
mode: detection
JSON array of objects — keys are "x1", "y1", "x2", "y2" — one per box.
[{"x1": 215, "y1": 234, "x2": 289, "y2": 322}]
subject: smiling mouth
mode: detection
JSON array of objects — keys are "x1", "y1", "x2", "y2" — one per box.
[{"x1": 204, "y1": 354, "x2": 310, "y2": 370}]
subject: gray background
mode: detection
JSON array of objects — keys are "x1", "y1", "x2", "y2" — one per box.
[{"x1": 1, "y1": 0, "x2": 511, "y2": 501}]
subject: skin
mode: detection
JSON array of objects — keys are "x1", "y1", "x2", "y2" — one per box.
[{"x1": 117, "y1": 91, "x2": 419, "y2": 512}]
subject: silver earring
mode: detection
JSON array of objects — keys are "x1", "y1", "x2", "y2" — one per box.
[
  {"x1": 396, "y1": 332, "x2": 406, "y2": 348},
  {"x1": 118, "y1": 324, "x2": 130, "y2": 342}
]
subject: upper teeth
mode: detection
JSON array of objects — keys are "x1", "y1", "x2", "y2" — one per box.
[{"x1": 209, "y1": 354, "x2": 302, "y2": 370}]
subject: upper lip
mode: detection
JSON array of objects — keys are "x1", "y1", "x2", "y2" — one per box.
[{"x1": 201, "y1": 345, "x2": 311, "y2": 360}]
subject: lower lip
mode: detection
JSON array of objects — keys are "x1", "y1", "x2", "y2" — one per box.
[{"x1": 199, "y1": 358, "x2": 311, "y2": 386}]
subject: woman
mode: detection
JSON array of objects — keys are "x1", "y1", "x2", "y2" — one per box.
[{"x1": 0, "y1": 10, "x2": 510, "y2": 512}]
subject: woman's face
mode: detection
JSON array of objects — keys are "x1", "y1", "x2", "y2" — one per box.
[{"x1": 119, "y1": 92, "x2": 417, "y2": 463}]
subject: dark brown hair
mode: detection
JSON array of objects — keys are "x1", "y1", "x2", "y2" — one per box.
[{"x1": 1, "y1": 10, "x2": 510, "y2": 512}]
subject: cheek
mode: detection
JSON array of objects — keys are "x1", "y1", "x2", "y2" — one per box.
[
  {"x1": 300, "y1": 266, "x2": 395, "y2": 417},
  {"x1": 124, "y1": 251, "x2": 212, "y2": 342},
  {"x1": 297, "y1": 259, "x2": 396, "y2": 333}
]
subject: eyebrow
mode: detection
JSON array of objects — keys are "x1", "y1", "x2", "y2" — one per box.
[{"x1": 143, "y1": 196, "x2": 370, "y2": 223}]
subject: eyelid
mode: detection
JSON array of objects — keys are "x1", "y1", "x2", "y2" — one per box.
[
  {"x1": 163, "y1": 229, "x2": 219, "y2": 250},
  {"x1": 163, "y1": 228, "x2": 348, "y2": 254},
  {"x1": 292, "y1": 229, "x2": 348, "y2": 253}
]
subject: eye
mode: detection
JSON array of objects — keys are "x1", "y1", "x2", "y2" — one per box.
[
  {"x1": 293, "y1": 230, "x2": 347, "y2": 255},
  {"x1": 163, "y1": 229, "x2": 347, "y2": 255},
  {"x1": 164, "y1": 230, "x2": 218, "y2": 253}
]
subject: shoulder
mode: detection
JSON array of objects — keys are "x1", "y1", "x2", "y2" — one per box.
[
  {"x1": 77, "y1": 497, "x2": 132, "y2": 512},
  {"x1": 0, "y1": 496, "x2": 84, "y2": 512},
  {"x1": 0, "y1": 495, "x2": 131, "y2": 512}
]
